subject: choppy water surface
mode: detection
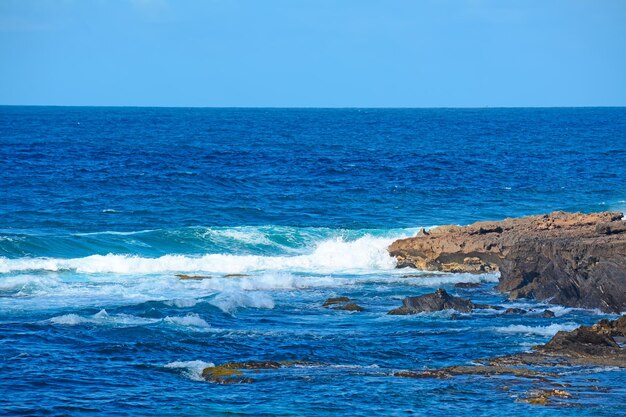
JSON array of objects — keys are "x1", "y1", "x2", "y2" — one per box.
[{"x1": 1, "y1": 107, "x2": 626, "y2": 416}]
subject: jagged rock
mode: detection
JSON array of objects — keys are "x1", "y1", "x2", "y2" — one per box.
[
  {"x1": 388, "y1": 211, "x2": 626, "y2": 312},
  {"x1": 504, "y1": 308, "x2": 527, "y2": 315},
  {"x1": 542, "y1": 309, "x2": 556, "y2": 318},
  {"x1": 393, "y1": 315, "x2": 626, "y2": 384},
  {"x1": 223, "y1": 273, "x2": 249, "y2": 277},
  {"x1": 323, "y1": 296, "x2": 350, "y2": 307},
  {"x1": 396, "y1": 315, "x2": 626, "y2": 381},
  {"x1": 388, "y1": 289, "x2": 476, "y2": 314},
  {"x1": 492, "y1": 315, "x2": 626, "y2": 367},
  {"x1": 454, "y1": 282, "x2": 481, "y2": 289}
]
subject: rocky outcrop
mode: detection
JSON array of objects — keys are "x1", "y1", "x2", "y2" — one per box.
[
  {"x1": 336, "y1": 303, "x2": 365, "y2": 312},
  {"x1": 323, "y1": 297, "x2": 365, "y2": 312},
  {"x1": 202, "y1": 360, "x2": 314, "y2": 384},
  {"x1": 388, "y1": 211, "x2": 626, "y2": 313},
  {"x1": 322, "y1": 297, "x2": 350, "y2": 306},
  {"x1": 490, "y1": 315, "x2": 626, "y2": 368},
  {"x1": 388, "y1": 288, "x2": 496, "y2": 314},
  {"x1": 396, "y1": 315, "x2": 626, "y2": 381}
]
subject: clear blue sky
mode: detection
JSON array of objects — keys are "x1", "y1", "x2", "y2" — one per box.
[{"x1": 1, "y1": 0, "x2": 625, "y2": 107}]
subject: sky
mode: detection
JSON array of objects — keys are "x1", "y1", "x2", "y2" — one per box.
[{"x1": 0, "y1": 0, "x2": 625, "y2": 107}]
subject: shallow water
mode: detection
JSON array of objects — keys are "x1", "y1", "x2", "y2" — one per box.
[{"x1": 1, "y1": 107, "x2": 625, "y2": 416}]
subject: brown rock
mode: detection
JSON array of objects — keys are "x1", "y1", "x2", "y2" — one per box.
[
  {"x1": 541, "y1": 309, "x2": 556, "y2": 318},
  {"x1": 201, "y1": 360, "x2": 315, "y2": 384},
  {"x1": 401, "y1": 315, "x2": 626, "y2": 381},
  {"x1": 388, "y1": 211, "x2": 626, "y2": 312},
  {"x1": 491, "y1": 314, "x2": 626, "y2": 368},
  {"x1": 176, "y1": 274, "x2": 214, "y2": 280},
  {"x1": 323, "y1": 296, "x2": 350, "y2": 307},
  {"x1": 518, "y1": 389, "x2": 572, "y2": 406},
  {"x1": 334, "y1": 303, "x2": 365, "y2": 312}
]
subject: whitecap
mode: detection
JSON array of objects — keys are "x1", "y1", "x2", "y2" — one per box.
[
  {"x1": 163, "y1": 313, "x2": 211, "y2": 329},
  {"x1": 0, "y1": 234, "x2": 402, "y2": 275},
  {"x1": 494, "y1": 323, "x2": 579, "y2": 336},
  {"x1": 164, "y1": 298, "x2": 199, "y2": 308},
  {"x1": 164, "y1": 360, "x2": 214, "y2": 381},
  {"x1": 209, "y1": 290, "x2": 275, "y2": 314},
  {"x1": 48, "y1": 309, "x2": 160, "y2": 327}
]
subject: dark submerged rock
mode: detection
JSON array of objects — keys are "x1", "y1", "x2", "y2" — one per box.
[
  {"x1": 541, "y1": 309, "x2": 556, "y2": 318},
  {"x1": 454, "y1": 282, "x2": 481, "y2": 289},
  {"x1": 504, "y1": 308, "x2": 527, "y2": 315}
]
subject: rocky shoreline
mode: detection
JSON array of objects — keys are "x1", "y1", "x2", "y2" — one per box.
[{"x1": 388, "y1": 211, "x2": 626, "y2": 313}]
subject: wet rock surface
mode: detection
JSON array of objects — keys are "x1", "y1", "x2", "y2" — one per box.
[
  {"x1": 517, "y1": 389, "x2": 572, "y2": 405},
  {"x1": 176, "y1": 274, "x2": 214, "y2": 280},
  {"x1": 388, "y1": 211, "x2": 626, "y2": 312},
  {"x1": 397, "y1": 315, "x2": 626, "y2": 383},
  {"x1": 322, "y1": 297, "x2": 351, "y2": 307},
  {"x1": 504, "y1": 308, "x2": 527, "y2": 315},
  {"x1": 202, "y1": 360, "x2": 314, "y2": 384},
  {"x1": 335, "y1": 303, "x2": 365, "y2": 312},
  {"x1": 388, "y1": 288, "x2": 490, "y2": 314},
  {"x1": 323, "y1": 297, "x2": 364, "y2": 312}
]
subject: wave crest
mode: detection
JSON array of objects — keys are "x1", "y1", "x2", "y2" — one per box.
[{"x1": 0, "y1": 235, "x2": 398, "y2": 275}]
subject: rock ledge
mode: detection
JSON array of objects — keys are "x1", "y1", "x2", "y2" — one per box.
[{"x1": 388, "y1": 211, "x2": 626, "y2": 312}]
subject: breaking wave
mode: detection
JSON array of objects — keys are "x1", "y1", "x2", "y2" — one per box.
[
  {"x1": 0, "y1": 234, "x2": 405, "y2": 275},
  {"x1": 494, "y1": 323, "x2": 579, "y2": 337}
]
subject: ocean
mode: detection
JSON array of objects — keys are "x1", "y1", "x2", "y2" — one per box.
[{"x1": 1, "y1": 107, "x2": 625, "y2": 416}]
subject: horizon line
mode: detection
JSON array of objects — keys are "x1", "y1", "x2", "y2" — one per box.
[{"x1": 1, "y1": 104, "x2": 626, "y2": 110}]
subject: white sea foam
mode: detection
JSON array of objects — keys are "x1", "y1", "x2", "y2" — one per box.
[
  {"x1": 163, "y1": 314, "x2": 211, "y2": 329},
  {"x1": 0, "y1": 274, "x2": 62, "y2": 293},
  {"x1": 164, "y1": 360, "x2": 214, "y2": 381},
  {"x1": 0, "y1": 235, "x2": 398, "y2": 275},
  {"x1": 209, "y1": 291, "x2": 275, "y2": 314},
  {"x1": 495, "y1": 323, "x2": 579, "y2": 336},
  {"x1": 203, "y1": 227, "x2": 274, "y2": 246},
  {"x1": 49, "y1": 309, "x2": 160, "y2": 326},
  {"x1": 164, "y1": 298, "x2": 199, "y2": 308},
  {"x1": 49, "y1": 310, "x2": 213, "y2": 330},
  {"x1": 387, "y1": 272, "x2": 499, "y2": 287}
]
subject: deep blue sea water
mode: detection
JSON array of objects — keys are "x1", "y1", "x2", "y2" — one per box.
[{"x1": 1, "y1": 107, "x2": 626, "y2": 416}]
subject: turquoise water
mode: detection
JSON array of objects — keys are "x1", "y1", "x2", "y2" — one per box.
[{"x1": 1, "y1": 107, "x2": 625, "y2": 416}]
